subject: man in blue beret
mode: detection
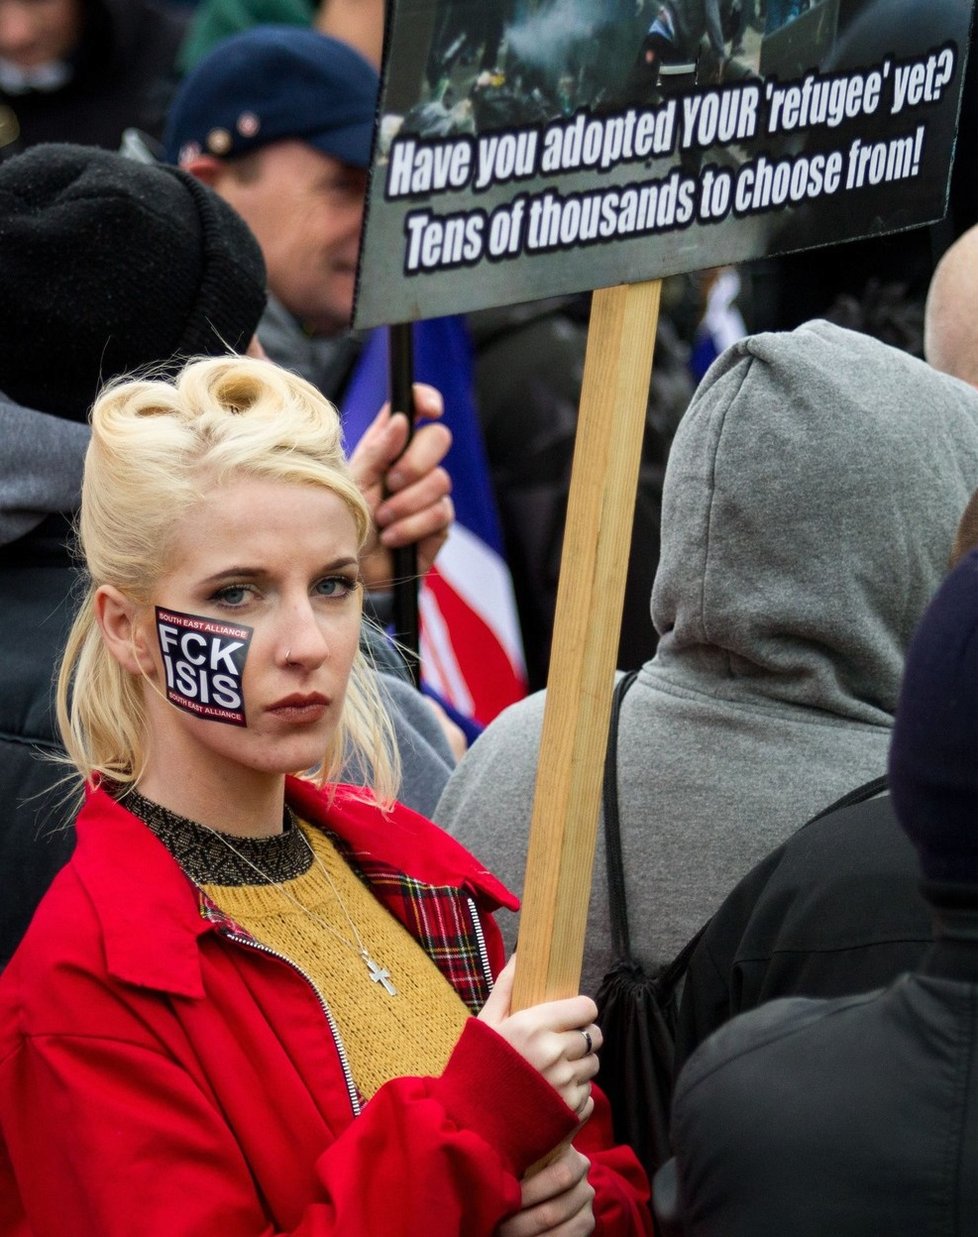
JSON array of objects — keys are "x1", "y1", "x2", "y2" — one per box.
[{"x1": 164, "y1": 24, "x2": 377, "y2": 400}]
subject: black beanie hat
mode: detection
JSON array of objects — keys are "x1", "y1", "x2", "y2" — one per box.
[
  {"x1": 0, "y1": 144, "x2": 267, "y2": 421},
  {"x1": 888, "y1": 550, "x2": 978, "y2": 888}
]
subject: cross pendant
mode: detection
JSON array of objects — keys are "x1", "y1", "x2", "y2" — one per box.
[{"x1": 363, "y1": 953, "x2": 397, "y2": 996}]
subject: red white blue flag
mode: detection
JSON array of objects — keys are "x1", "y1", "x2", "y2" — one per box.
[{"x1": 341, "y1": 316, "x2": 527, "y2": 727}]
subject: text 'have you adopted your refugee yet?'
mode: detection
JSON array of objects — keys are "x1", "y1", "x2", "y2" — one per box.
[{"x1": 382, "y1": 47, "x2": 956, "y2": 274}]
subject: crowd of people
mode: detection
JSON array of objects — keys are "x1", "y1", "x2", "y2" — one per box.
[{"x1": 0, "y1": 1, "x2": 975, "y2": 1234}]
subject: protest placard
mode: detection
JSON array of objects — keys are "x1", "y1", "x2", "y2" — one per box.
[{"x1": 355, "y1": 0, "x2": 972, "y2": 327}]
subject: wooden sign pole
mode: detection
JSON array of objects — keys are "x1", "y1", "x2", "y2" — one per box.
[{"x1": 512, "y1": 278, "x2": 662, "y2": 1011}]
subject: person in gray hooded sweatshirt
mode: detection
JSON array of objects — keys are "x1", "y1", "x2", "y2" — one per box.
[{"x1": 434, "y1": 319, "x2": 978, "y2": 997}]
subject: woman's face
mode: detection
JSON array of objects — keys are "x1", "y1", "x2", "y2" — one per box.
[{"x1": 135, "y1": 475, "x2": 363, "y2": 798}]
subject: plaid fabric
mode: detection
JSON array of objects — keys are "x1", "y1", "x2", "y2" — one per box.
[
  {"x1": 325, "y1": 834, "x2": 493, "y2": 1016},
  {"x1": 356, "y1": 868, "x2": 493, "y2": 1015},
  {"x1": 198, "y1": 892, "x2": 251, "y2": 938}
]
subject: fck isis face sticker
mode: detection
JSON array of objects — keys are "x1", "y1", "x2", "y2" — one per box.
[{"x1": 155, "y1": 607, "x2": 253, "y2": 726}]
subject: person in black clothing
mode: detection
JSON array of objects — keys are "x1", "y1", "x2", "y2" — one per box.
[
  {"x1": 0, "y1": 0, "x2": 187, "y2": 160},
  {"x1": 622, "y1": 0, "x2": 728, "y2": 105},
  {"x1": 657, "y1": 549, "x2": 978, "y2": 1237},
  {"x1": 469, "y1": 294, "x2": 692, "y2": 688},
  {"x1": 0, "y1": 143, "x2": 266, "y2": 968},
  {"x1": 672, "y1": 785, "x2": 933, "y2": 1074}
]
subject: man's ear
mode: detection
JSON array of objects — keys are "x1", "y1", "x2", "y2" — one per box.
[
  {"x1": 180, "y1": 153, "x2": 230, "y2": 190},
  {"x1": 94, "y1": 586, "x2": 154, "y2": 677}
]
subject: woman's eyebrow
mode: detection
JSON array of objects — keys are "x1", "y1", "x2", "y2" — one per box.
[
  {"x1": 199, "y1": 557, "x2": 360, "y2": 587},
  {"x1": 199, "y1": 566, "x2": 267, "y2": 586}
]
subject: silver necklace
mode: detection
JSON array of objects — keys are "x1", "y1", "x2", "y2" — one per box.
[{"x1": 202, "y1": 817, "x2": 398, "y2": 997}]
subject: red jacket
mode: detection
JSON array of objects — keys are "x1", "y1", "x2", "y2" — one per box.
[{"x1": 0, "y1": 778, "x2": 651, "y2": 1236}]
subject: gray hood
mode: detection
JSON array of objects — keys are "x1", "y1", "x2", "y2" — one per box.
[
  {"x1": 652, "y1": 320, "x2": 978, "y2": 725},
  {"x1": 0, "y1": 391, "x2": 88, "y2": 547}
]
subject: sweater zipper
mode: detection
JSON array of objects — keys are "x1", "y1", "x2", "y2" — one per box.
[
  {"x1": 221, "y1": 929, "x2": 362, "y2": 1118},
  {"x1": 467, "y1": 897, "x2": 495, "y2": 992}
]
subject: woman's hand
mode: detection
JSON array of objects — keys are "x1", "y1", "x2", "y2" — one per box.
[
  {"x1": 478, "y1": 957, "x2": 602, "y2": 1122},
  {"x1": 497, "y1": 1143, "x2": 596, "y2": 1237}
]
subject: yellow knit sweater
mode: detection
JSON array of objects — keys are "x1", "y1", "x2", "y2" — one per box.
[{"x1": 200, "y1": 822, "x2": 471, "y2": 1100}]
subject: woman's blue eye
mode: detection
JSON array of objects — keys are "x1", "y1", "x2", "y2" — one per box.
[
  {"x1": 317, "y1": 576, "x2": 356, "y2": 598},
  {"x1": 214, "y1": 585, "x2": 250, "y2": 607}
]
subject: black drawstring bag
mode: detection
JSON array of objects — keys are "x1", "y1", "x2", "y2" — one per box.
[{"x1": 594, "y1": 672, "x2": 706, "y2": 1185}]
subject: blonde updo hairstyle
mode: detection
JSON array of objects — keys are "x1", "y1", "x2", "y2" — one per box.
[{"x1": 57, "y1": 355, "x2": 400, "y2": 802}]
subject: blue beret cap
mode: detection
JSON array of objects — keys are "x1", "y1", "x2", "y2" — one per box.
[{"x1": 164, "y1": 26, "x2": 378, "y2": 168}]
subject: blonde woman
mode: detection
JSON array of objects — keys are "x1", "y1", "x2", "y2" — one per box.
[{"x1": 0, "y1": 356, "x2": 650, "y2": 1236}]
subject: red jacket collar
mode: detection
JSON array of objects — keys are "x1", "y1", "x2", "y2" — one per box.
[{"x1": 71, "y1": 779, "x2": 517, "y2": 999}]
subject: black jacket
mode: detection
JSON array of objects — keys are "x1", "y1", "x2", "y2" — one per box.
[
  {"x1": 674, "y1": 790, "x2": 934, "y2": 1071},
  {"x1": 0, "y1": 0, "x2": 187, "y2": 159},
  {"x1": 665, "y1": 908, "x2": 978, "y2": 1236},
  {"x1": 0, "y1": 519, "x2": 80, "y2": 969},
  {"x1": 468, "y1": 296, "x2": 692, "y2": 688}
]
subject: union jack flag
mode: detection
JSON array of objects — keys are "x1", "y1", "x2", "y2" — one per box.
[{"x1": 341, "y1": 316, "x2": 527, "y2": 728}]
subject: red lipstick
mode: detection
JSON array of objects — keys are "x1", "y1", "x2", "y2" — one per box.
[{"x1": 266, "y1": 693, "x2": 329, "y2": 723}]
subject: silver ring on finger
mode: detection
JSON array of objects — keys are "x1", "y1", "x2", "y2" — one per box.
[{"x1": 578, "y1": 1027, "x2": 593, "y2": 1056}]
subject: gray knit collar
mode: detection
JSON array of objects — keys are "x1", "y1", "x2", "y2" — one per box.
[{"x1": 120, "y1": 788, "x2": 312, "y2": 887}]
